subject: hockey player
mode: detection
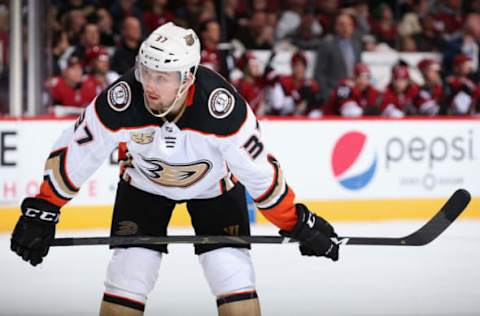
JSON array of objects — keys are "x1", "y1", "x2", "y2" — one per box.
[
  {"x1": 443, "y1": 54, "x2": 476, "y2": 115},
  {"x1": 10, "y1": 22, "x2": 339, "y2": 316},
  {"x1": 379, "y1": 63, "x2": 420, "y2": 117},
  {"x1": 414, "y1": 58, "x2": 442, "y2": 116},
  {"x1": 323, "y1": 62, "x2": 379, "y2": 117}
]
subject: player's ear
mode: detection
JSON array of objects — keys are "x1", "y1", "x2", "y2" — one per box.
[{"x1": 186, "y1": 72, "x2": 195, "y2": 86}]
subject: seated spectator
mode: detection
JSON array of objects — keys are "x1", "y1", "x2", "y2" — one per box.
[
  {"x1": 324, "y1": 62, "x2": 380, "y2": 117},
  {"x1": 444, "y1": 54, "x2": 477, "y2": 115},
  {"x1": 371, "y1": 3, "x2": 397, "y2": 48},
  {"x1": 46, "y1": 56, "x2": 88, "y2": 108},
  {"x1": 51, "y1": 31, "x2": 74, "y2": 76},
  {"x1": 234, "y1": 51, "x2": 267, "y2": 114},
  {"x1": 315, "y1": 0, "x2": 339, "y2": 35},
  {"x1": 379, "y1": 63, "x2": 420, "y2": 117},
  {"x1": 82, "y1": 47, "x2": 119, "y2": 103},
  {"x1": 96, "y1": 8, "x2": 116, "y2": 47},
  {"x1": 432, "y1": 0, "x2": 464, "y2": 40},
  {"x1": 276, "y1": 0, "x2": 322, "y2": 41},
  {"x1": 109, "y1": 0, "x2": 146, "y2": 35},
  {"x1": 199, "y1": 19, "x2": 221, "y2": 73},
  {"x1": 266, "y1": 51, "x2": 322, "y2": 117},
  {"x1": 398, "y1": 0, "x2": 431, "y2": 37},
  {"x1": 174, "y1": 0, "x2": 201, "y2": 30},
  {"x1": 62, "y1": 8, "x2": 87, "y2": 44},
  {"x1": 415, "y1": 58, "x2": 443, "y2": 115},
  {"x1": 143, "y1": 0, "x2": 174, "y2": 33},
  {"x1": 234, "y1": 10, "x2": 274, "y2": 49},
  {"x1": 71, "y1": 23, "x2": 101, "y2": 70},
  {"x1": 290, "y1": 12, "x2": 323, "y2": 50},
  {"x1": 412, "y1": 13, "x2": 445, "y2": 52},
  {"x1": 111, "y1": 16, "x2": 142, "y2": 74}
]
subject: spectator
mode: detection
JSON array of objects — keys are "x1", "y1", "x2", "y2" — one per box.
[
  {"x1": 0, "y1": 8, "x2": 8, "y2": 75},
  {"x1": 71, "y1": 23, "x2": 101, "y2": 69},
  {"x1": 234, "y1": 10, "x2": 274, "y2": 49},
  {"x1": 314, "y1": 12, "x2": 362, "y2": 101},
  {"x1": 324, "y1": 62, "x2": 380, "y2": 117},
  {"x1": 111, "y1": 16, "x2": 142, "y2": 74},
  {"x1": 96, "y1": 8, "x2": 116, "y2": 47},
  {"x1": 415, "y1": 58, "x2": 443, "y2": 115},
  {"x1": 290, "y1": 12, "x2": 323, "y2": 50},
  {"x1": 109, "y1": 0, "x2": 146, "y2": 35},
  {"x1": 199, "y1": 19, "x2": 221, "y2": 73},
  {"x1": 174, "y1": 0, "x2": 201, "y2": 29},
  {"x1": 399, "y1": 35, "x2": 418, "y2": 52},
  {"x1": 82, "y1": 47, "x2": 119, "y2": 103},
  {"x1": 412, "y1": 14, "x2": 445, "y2": 52},
  {"x1": 348, "y1": 0, "x2": 371, "y2": 35},
  {"x1": 398, "y1": 0, "x2": 431, "y2": 37},
  {"x1": 234, "y1": 51, "x2": 267, "y2": 114},
  {"x1": 443, "y1": 13, "x2": 480, "y2": 77},
  {"x1": 266, "y1": 51, "x2": 322, "y2": 117},
  {"x1": 316, "y1": 0, "x2": 340, "y2": 35},
  {"x1": 432, "y1": 0, "x2": 464, "y2": 40},
  {"x1": 51, "y1": 31, "x2": 74, "y2": 76},
  {"x1": 371, "y1": 3, "x2": 397, "y2": 49},
  {"x1": 275, "y1": 0, "x2": 322, "y2": 41},
  {"x1": 379, "y1": 63, "x2": 420, "y2": 117},
  {"x1": 63, "y1": 8, "x2": 87, "y2": 43},
  {"x1": 143, "y1": 0, "x2": 174, "y2": 34},
  {"x1": 46, "y1": 56, "x2": 88, "y2": 108},
  {"x1": 443, "y1": 54, "x2": 476, "y2": 114},
  {"x1": 196, "y1": 0, "x2": 217, "y2": 25}
]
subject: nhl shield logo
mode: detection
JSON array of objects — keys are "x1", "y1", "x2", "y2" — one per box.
[
  {"x1": 208, "y1": 88, "x2": 235, "y2": 119},
  {"x1": 107, "y1": 81, "x2": 131, "y2": 111},
  {"x1": 184, "y1": 34, "x2": 195, "y2": 46}
]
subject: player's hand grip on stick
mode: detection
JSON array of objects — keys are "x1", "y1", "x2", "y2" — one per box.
[
  {"x1": 280, "y1": 204, "x2": 339, "y2": 261},
  {"x1": 10, "y1": 198, "x2": 59, "y2": 266}
]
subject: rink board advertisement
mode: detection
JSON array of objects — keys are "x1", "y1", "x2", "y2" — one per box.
[{"x1": 0, "y1": 118, "x2": 479, "y2": 230}]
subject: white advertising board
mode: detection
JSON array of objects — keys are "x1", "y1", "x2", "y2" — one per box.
[{"x1": 0, "y1": 118, "x2": 478, "y2": 206}]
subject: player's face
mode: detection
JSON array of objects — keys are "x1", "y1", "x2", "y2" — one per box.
[
  {"x1": 139, "y1": 65, "x2": 182, "y2": 111},
  {"x1": 393, "y1": 78, "x2": 408, "y2": 92}
]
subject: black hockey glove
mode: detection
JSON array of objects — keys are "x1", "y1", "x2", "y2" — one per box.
[
  {"x1": 10, "y1": 198, "x2": 60, "y2": 266},
  {"x1": 280, "y1": 204, "x2": 339, "y2": 261}
]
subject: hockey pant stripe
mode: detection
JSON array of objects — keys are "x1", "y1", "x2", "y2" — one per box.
[
  {"x1": 103, "y1": 292, "x2": 145, "y2": 312},
  {"x1": 216, "y1": 290, "x2": 258, "y2": 307}
]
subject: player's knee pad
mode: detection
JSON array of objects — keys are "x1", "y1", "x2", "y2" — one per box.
[
  {"x1": 103, "y1": 247, "x2": 162, "y2": 310},
  {"x1": 199, "y1": 247, "x2": 256, "y2": 297}
]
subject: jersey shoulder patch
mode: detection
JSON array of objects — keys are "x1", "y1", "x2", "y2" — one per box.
[
  {"x1": 95, "y1": 69, "x2": 160, "y2": 131},
  {"x1": 107, "y1": 81, "x2": 132, "y2": 111},
  {"x1": 208, "y1": 87, "x2": 235, "y2": 119},
  {"x1": 179, "y1": 66, "x2": 248, "y2": 136}
]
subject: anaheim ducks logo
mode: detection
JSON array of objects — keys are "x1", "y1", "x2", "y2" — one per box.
[
  {"x1": 130, "y1": 129, "x2": 155, "y2": 144},
  {"x1": 138, "y1": 156, "x2": 212, "y2": 187}
]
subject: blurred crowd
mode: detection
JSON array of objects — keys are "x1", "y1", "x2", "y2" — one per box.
[{"x1": 1, "y1": 0, "x2": 480, "y2": 117}]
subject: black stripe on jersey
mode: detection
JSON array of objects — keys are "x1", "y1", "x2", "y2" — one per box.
[
  {"x1": 254, "y1": 155, "x2": 280, "y2": 204},
  {"x1": 43, "y1": 175, "x2": 73, "y2": 202},
  {"x1": 177, "y1": 66, "x2": 248, "y2": 136},
  {"x1": 257, "y1": 185, "x2": 290, "y2": 211},
  {"x1": 103, "y1": 293, "x2": 145, "y2": 311},
  {"x1": 48, "y1": 149, "x2": 79, "y2": 193},
  {"x1": 216, "y1": 291, "x2": 258, "y2": 307}
]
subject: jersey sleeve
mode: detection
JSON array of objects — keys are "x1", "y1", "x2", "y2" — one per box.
[
  {"x1": 37, "y1": 100, "x2": 118, "y2": 207},
  {"x1": 219, "y1": 106, "x2": 297, "y2": 231}
]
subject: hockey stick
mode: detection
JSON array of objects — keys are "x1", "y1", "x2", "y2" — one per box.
[{"x1": 52, "y1": 189, "x2": 471, "y2": 247}]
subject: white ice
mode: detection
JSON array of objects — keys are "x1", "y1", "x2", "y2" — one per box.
[{"x1": 1, "y1": 220, "x2": 479, "y2": 316}]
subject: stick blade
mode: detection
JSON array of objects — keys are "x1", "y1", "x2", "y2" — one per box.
[{"x1": 404, "y1": 189, "x2": 471, "y2": 246}]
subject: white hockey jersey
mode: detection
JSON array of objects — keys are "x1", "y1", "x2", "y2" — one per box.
[{"x1": 37, "y1": 66, "x2": 297, "y2": 230}]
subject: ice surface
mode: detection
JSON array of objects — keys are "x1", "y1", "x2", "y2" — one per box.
[{"x1": 1, "y1": 220, "x2": 479, "y2": 316}]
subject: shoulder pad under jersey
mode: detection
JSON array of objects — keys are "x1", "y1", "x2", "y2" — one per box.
[
  {"x1": 178, "y1": 66, "x2": 248, "y2": 136},
  {"x1": 94, "y1": 69, "x2": 160, "y2": 131}
]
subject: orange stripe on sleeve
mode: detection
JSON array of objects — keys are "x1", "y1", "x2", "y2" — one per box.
[
  {"x1": 36, "y1": 180, "x2": 70, "y2": 207},
  {"x1": 259, "y1": 187, "x2": 297, "y2": 231}
]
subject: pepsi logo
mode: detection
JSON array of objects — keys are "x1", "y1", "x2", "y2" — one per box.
[{"x1": 331, "y1": 131, "x2": 377, "y2": 190}]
